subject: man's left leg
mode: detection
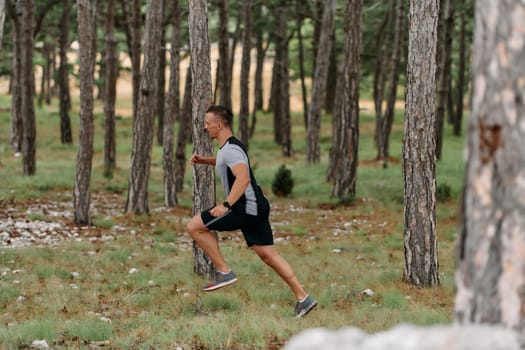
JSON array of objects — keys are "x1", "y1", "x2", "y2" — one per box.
[{"x1": 252, "y1": 245, "x2": 307, "y2": 301}]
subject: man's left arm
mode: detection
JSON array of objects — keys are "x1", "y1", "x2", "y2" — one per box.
[{"x1": 209, "y1": 163, "x2": 250, "y2": 217}]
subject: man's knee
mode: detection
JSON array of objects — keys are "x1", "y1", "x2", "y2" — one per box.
[{"x1": 187, "y1": 215, "x2": 206, "y2": 238}]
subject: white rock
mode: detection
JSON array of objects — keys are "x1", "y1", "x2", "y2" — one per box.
[
  {"x1": 128, "y1": 268, "x2": 138, "y2": 274},
  {"x1": 361, "y1": 288, "x2": 374, "y2": 296},
  {"x1": 31, "y1": 339, "x2": 50, "y2": 349},
  {"x1": 285, "y1": 324, "x2": 521, "y2": 350}
]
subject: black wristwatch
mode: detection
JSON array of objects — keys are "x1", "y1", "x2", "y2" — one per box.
[{"x1": 222, "y1": 201, "x2": 231, "y2": 209}]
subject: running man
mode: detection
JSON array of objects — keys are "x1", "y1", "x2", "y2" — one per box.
[{"x1": 187, "y1": 105, "x2": 317, "y2": 317}]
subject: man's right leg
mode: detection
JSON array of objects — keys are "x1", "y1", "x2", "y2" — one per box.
[{"x1": 186, "y1": 214, "x2": 230, "y2": 273}]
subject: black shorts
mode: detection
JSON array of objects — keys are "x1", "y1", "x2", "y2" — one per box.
[{"x1": 201, "y1": 208, "x2": 274, "y2": 247}]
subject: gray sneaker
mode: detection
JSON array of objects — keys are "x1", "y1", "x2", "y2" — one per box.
[
  {"x1": 294, "y1": 295, "x2": 317, "y2": 318},
  {"x1": 202, "y1": 270, "x2": 238, "y2": 291}
]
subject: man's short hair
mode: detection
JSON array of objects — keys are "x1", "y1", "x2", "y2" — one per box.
[{"x1": 207, "y1": 105, "x2": 233, "y2": 128}]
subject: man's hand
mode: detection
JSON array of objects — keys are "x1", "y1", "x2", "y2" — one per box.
[
  {"x1": 209, "y1": 204, "x2": 229, "y2": 217},
  {"x1": 190, "y1": 154, "x2": 212, "y2": 165}
]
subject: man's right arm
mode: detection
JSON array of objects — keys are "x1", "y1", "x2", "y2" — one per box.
[{"x1": 190, "y1": 154, "x2": 216, "y2": 166}]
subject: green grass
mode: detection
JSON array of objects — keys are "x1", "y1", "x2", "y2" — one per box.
[{"x1": 0, "y1": 89, "x2": 465, "y2": 348}]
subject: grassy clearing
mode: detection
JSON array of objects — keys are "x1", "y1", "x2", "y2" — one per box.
[{"x1": 0, "y1": 92, "x2": 463, "y2": 349}]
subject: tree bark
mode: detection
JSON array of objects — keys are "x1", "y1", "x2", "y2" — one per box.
[
  {"x1": 131, "y1": 0, "x2": 141, "y2": 119},
  {"x1": 188, "y1": 0, "x2": 215, "y2": 277},
  {"x1": 403, "y1": 0, "x2": 440, "y2": 287},
  {"x1": 217, "y1": 0, "x2": 231, "y2": 107},
  {"x1": 272, "y1": 0, "x2": 290, "y2": 155},
  {"x1": 435, "y1": 0, "x2": 454, "y2": 160},
  {"x1": 452, "y1": 2, "x2": 467, "y2": 137},
  {"x1": 156, "y1": 2, "x2": 167, "y2": 146},
  {"x1": 329, "y1": 0, "x2": 362, "y2": 197},
  {"x1": 19, "y1": 0, "x2": 36, "y2": 175},
  {"x1": 295, "y1": 0, "x2": 308, "y2": 128},
  {"x1": 455, "y1": 0, "x2": 525, "y2": 332},
  {"x1": 306, "y1": 0, "x2": 335, "y2": 164},
  {"x1": 125, "y1": 0, "x2": 163, "y2": 214},
  {"x1": 0, "y1": 0, "x2": 6, "y2": 64},
  {"x1": 8, "y1": 0, "x2": 22, "y2": 155},
  {"x1": 238, "y1": 0, "x2": 251, "y2": 147},
  {"x1": 324, "y1": 31, "x2": 337, "y2": 115},
  {"x1": 175, "y1": 66, "x2": 191, "y2": 193},
  {"x1": 164, "y1": 0, "x2": 181, "y2": 204},
  {"x1": 74, "y1": 0, "x2": 95, "y2": 224},
  {"x1": 103, "y1": 0, "x2": 118, "y2": 178},
  {"x1": 372, "y1": 8, "x2": 391, "y2": 154},
  {"x1": 249, "y1": 5, "x2": 269, "y2": 138},
  {"x1": 58, "y1": 0, "x2": 73, "y2": 144},
  {"x1": 377, "y1": 0, "x2": 404, "y2": 163}
]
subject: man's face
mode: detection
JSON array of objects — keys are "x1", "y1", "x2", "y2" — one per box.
[{"x1": 204, "y1": 113, "x2": 222, "y2": 139}]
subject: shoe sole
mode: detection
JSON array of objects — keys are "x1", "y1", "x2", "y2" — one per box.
[
  {"x1": 296, "y1": 300, "x2": 317, "y2": 318},
  {"x1": 202, "y1": 277, "x2": 238, "y2": 292}
]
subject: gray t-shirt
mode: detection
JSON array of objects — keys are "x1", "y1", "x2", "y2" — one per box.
[{"x1": 215, "y1": 137, "x2": 263, "y2": 216}]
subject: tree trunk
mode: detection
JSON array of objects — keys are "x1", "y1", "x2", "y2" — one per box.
[
  {"x1": 324, "y1": 31, "x2": 337, "y2": 115},
  {"x1": 175, "y1": 66, "x2": 191, "y2": 193},
  {"x1": 238, "y1": 0, "x2": 251, "y2": 147},
  {"x1": 452, "y1": 2, "x2": 467, "y2": 137},
  {"x1": 403, "y1": 0, "x2": 440, "y2": 287},
  {"x1": 377, "y1": 0, "x2": 404, "y2": 163},
  {"x1": 8, "y1": 0, "x2": 22, "y2": 155},
  {"x1": 372, "y1": 8, "x2": 391, "y2": 154},
  {"x1": 455, "y1": 0, "x2": 525, "y2": 332},
  {"x1": 435, "y1": 0, "x2": 454, "y2": 160},
  {"x1": 306, "y1": 0, "x2": 335, "y2": 164},
  {"x1": 0, "y1": 0, "x2": 5, "y2": 58},
  {"x1": 188, "y1": 0, "x2": 215, "y2": 277},
  {"x1": 164, "y1": 0, "x2": 181, "y2": 203},
  {"x1": 156, "y1": 2, "x2": 167, "y2": 146},
  {"x1": 58, "y1": 0, "x2": 73, "y2": 144},
  {"x1": 74, "y1": 0, "x2": 95, "y2": 224},
  {"x1": 329, "y1": 0, "x2": 362, "y2": 198},
  {"x1": 295, "y1": 0, "x2": 308, "y2": 128},
  {"x1": 19, "y1": 0, "x2": 36, "y2": 175},
  {"x1": 91, "y1": 0, "x2": 100, "y2": 99},
  {"x1": 103, "y1": 0, "x2": 118, "y2": 178},
  {"x1": 249, "y1": 6, "x2": 268, "y2": 138},
  {"x1": 279, "y1": 11, "x2": 291, "y2": 157},
  {"x1": 217, "y1": 0, "x2": 231, "y2": 107},
  {"x1": 125, "y1": 0, "x2": 163, "y2": 215},
  {"x1": 311, "y1": 0, "x2": 323, "y2": 76},
  {"x1": 227, "y1": 8, "x2": 242, "y2": 107},
  {"x1": 131, "y1": 0, "x2": 141, "y2": 119},
  {"x1": 272, "y1": 0, "x2": 289, "y2": 149}
]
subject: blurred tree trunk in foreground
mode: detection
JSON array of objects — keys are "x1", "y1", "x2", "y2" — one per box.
[
  {"x1": 188, "y1": 0, "x2": 215, "y2": 277},
  {"x1": 456, "y1": 0, "x2": 525, "y2": 332},
  {"x1": 403, "y1": 0, "x2": 439, "y2": 287}
]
